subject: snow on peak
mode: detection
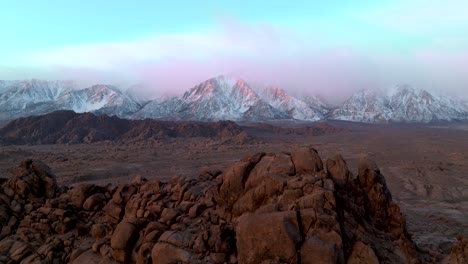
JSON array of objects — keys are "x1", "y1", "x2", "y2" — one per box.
[
  {"x1": 136, "y1": 76, "x2": 290, "y2": 121},
  {"x1": 1, "y1": 77, "x2": 466, "y2": 123},
  {"x1": 134, "y1": 76, "x2": 330, "y2": 121},
  {"x1": 329, "y1": 86, "x2": 468, "y2": 123},
  {"x1": 56, "y1": 84, "x2": 142, "y2": 115},
  {"x1": 183, "y1": 76, "x2": 258, "y2": 103},
  {"x1": 214, "y1": 75, "x2": 239, "y2": 88}
]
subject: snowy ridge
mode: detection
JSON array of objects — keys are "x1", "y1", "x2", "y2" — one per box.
[
  {"x1": 134, "y1": 76, "x2": 288, "y2": 121},
  {"x1": 0, "y1": 80, "x2": 143, "y2": 121},
  {"x1": 329, "y1": 85, "x2": 468, "y2": 123},
  {"x1": 0, "y1": 80, "x2": 78, "y2": 121},
  {"x1": 0, "y1": 78, "x2": 467, "y2": 123},
  {"x1": 133, "y1": 75, "x2": 330, "y2": 121},
  {"x1": 254, "y1": 86, "x2": 325, "y2": 121},
  {"x1": 179, "y1": 76, "x2": 275, "y2": 120},
  {"x1": 56, "y1": 85, "x2": 142, "y2": 116},
  {"x1": 0, "y1": 81, "x2": 19, "y2": 91},
  {"x1": 0, "y1": 79, "x2": 76, "y2": 106}
]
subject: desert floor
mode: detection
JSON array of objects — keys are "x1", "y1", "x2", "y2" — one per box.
[{"x1": 0, "y1": 120, "x2": 467, "y2": 253}]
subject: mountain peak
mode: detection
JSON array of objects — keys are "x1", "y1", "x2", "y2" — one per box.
[
  {"x1": 135, "y1": 76, "x2": 330, "y2": 121},
  {"x1": 1, "y1": 77, "x2": 467, "y2": 123},
  {"x1": 213, "y1": 74, "x2": 242, "y2": 85},
  {"x1": 265, "y1": 86, "x2": 290, "y2": 100},
  {"x1": 386, "y1": 84, "x2": 417, "y2": 96},
  {"x1": 330, "y1": 86, "x2": 467, "y2": 123},
  {"x1": 183, "y1": 76, "x2": 257, "y2": 102},
  {"x1": 86, "y1": 84, "x2": 120, "y2": 94}
]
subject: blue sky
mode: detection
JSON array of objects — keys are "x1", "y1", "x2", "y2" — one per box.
[
  {"x1": 1, "y1": 1, "x2": 379, "y2": 57},
  {"x1": 1, "y1": 0, "x2": 467, "y2": 98}
]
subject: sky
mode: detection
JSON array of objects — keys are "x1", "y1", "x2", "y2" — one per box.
[{"x1": 0, "y1": 0, "x2": 467, "y2": 100}]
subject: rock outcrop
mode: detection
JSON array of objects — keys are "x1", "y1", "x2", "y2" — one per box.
[
  {"x1": 0, "y1": 148, "x2": 460, "y2": 263},
  {"x1": 443, "y1": 236, "x2": 468, "y2": 264},
  {"x1": 0, "y1": 110, "x2": 249, "y2": 145}
]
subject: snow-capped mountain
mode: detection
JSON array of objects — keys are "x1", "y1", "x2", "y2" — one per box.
[
  {"x1": 134, "y1": 76, "x2": 287, "y2": 121},
  {"x1": 124, "y1": 84, "x2": 155, "y2": 103},
  {"x1": 0, "y1": 79, "x2": 76, "y2": 106},
  {"x1": 0, "y1": 80, "x2": 19, "y2": 91},
  {"x1": 328, "y1": 85, "x2": 468, "y2": 123},
  {"x1": 1, "y1": 77, "x2": 466, "y2": 124},
  {"x1": 0, "y1": 80, "x2": 143, "y2": 121},
  {"x1": 327, "y1": 89, "x2": 389, "y2": 123},
  {"x1": 301, "y1": 94, "x2": 330, "y2": 114},
  {"x1": 133, "y1": 97, "x2": 182, "y2": 120},
  {"x1": 0, "y1": 80, "x2": 77, "y2": 121},
  {"x1": 179, "y1": 76, "x2": 286, "y2": 121},
  {"x1": 255, "y1": 86, "x2": 325, "y2": 121},
  {"x1": 56, "y1": 85, "x2": 143, "y2": 116}
]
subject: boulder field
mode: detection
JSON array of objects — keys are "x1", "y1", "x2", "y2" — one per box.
[{"x1": 0, "y1": 148, "x2": 465, "y2": 263}]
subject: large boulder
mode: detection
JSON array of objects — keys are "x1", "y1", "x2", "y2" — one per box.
[
  {"x1": 290, "y1": 147, "x2": 324, "y2": 175},
  {"x1": 83, "y1": 193, "x2": 107, "y2": 211},
  {"x1": 357, "y1": 158, "x2": 394, "y2": 229},
  {"x1": 3, "y1": 159, "x2": 57, "y2": 199},
  {"x1": 69, "y1": 183, "x2": 97, "y2": 208},
  {"x1": 214, "y1": 153, "x2": 264, "y2": 207},
  {"x1": 151, "y1": 243, "x2": 195, "y2": 264},
  {"x1": 236, "y1": 209, "x2": 344, "y2": 264},
  {"x1": 229, "y1": 153, "x2": 297, "y2": 216},
  {"x1": 236, "y1": 211, "x2": 300, "y2": 263},
  {"x1": 70, "y1": 250, "x2": 105, "y2": 264},
  {"x1": 245, "y1": 153, "x2": 295, "y2": 190},
  {"x1": 326, "y1": 155, "x2": 352, "y2": 187},
  {"x1": 442, "y1": 236, "x2": 468, "y2": 264},
  {"x1": 347, "y1": 241, "x2": 379, "y2": 264},
  {"x1": 111, "y1": 220, "x2": 139, "y2": 262}
]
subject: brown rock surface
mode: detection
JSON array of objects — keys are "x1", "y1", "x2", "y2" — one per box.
[
  {"x1": 2, "y1": 159, "x2": 57, "y2": 200},
  {"x1": 110, "y1": 220, "x2": 139, "y2": 262},
  {"x1": 442, "y1": 236, "x2": 468, "y2": 264},
  {"x1": 326, "y1": 155, "x2": 352, "y2": 187},
  {"x1": 0, "y1": 110, "x2": 250, "y2": 145},
  {"x1": 291, "y1": 147, "x2": 324, "y2": 175},
  {"x1": 347, "y1": 241, "x2": 379, "y2": 264},
  {"x1": 0, "y1": 150, "x2": 461, "y2": 263}
]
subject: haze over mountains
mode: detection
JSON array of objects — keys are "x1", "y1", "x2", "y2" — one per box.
[{"x1": 0, "y1": 76, "x2": 467, "y2": 123}]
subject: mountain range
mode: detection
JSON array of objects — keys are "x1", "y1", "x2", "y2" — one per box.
[
  {"x1": 0, "y1": 76, "x2": 467, "y2": 123},
  {"x1": 328, "y1": 85, "x2": 468, "y2": 123}
]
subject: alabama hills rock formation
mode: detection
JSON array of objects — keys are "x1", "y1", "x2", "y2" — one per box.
[
  {"x1": 1, "y1": 77, "x2": 467, "y2": 123},
  {"x1": 0, "y1": 149, "x2": 465, "y2": 263},
  {"x1": 0, "y1": 110, "x2": 346, "y2": 146},
  {"x1": 0, "y1": 110, "x2": 249, "y2": 145}
]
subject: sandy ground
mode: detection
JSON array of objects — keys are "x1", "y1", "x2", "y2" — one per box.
[{"x1": 0, "y1": 120, "x2": 466, "y2": 253}]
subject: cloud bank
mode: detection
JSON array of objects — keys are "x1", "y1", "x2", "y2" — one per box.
[{"x1": 2, "y1": 1, "x2": 468, "y2": 102}]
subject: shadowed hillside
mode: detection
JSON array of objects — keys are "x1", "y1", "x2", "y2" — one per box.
[{"x1": 0, "y1": 110, "x2": 249, "y2": 145}]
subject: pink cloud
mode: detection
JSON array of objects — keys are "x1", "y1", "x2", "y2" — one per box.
[{"x1": 6, "y1": 17, "x2": 468, "y2": 102}]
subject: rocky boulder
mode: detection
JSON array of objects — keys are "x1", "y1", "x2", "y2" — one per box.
[
  {"x1": 110, "y1": 220, "x2": 140, "y2": 262},
  {"x1": 443, "y1": 236, "x2": 468, "y2": 264},
  {"x1": 0, "y1": 150, "x2": 460, "y2": 263},
  {"x1": 326, "y1": 155, "x2": 352, "y2": 187},
  {"x1": 290, "y1": 147, "x2": 324, "y2": 175},
  {"x1": 2, "y1": 159, "x2": 57, "y2": 200}
]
